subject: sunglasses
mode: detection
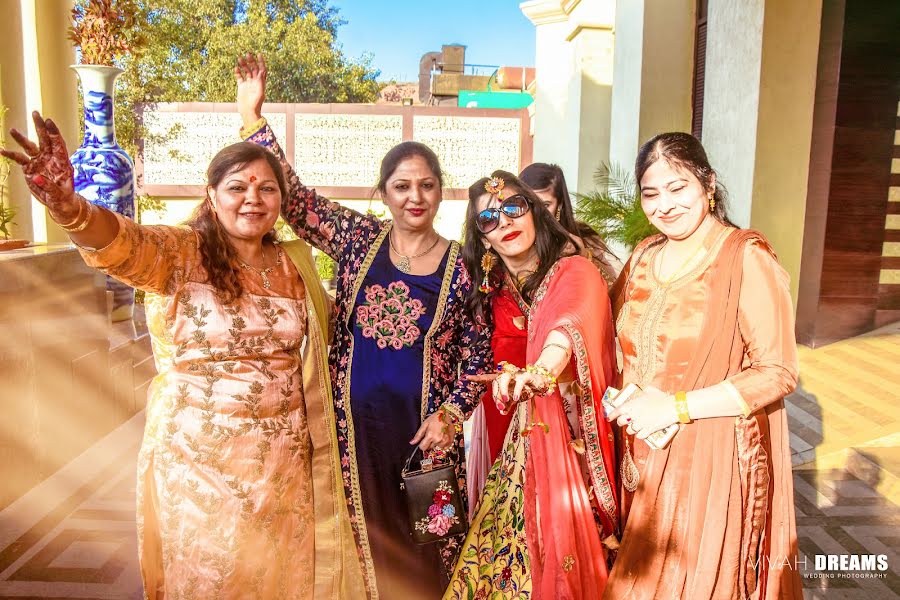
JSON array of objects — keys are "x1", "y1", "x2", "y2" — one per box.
[{"x1": 476, "y1": 195, "x2": 531, "y2": 234}]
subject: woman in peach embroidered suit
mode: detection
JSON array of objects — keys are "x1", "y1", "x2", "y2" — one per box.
[
  {"x1": 605, "y1": 133, "x2": 803, "y2": 599},
  {"x1": 445, "y1": 171, "x2": 619, "y2": 600},
  {"x1": 1, "y1": 114, "x2": 364, "y2": 599}
]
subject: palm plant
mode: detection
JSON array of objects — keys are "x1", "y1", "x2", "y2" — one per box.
[
  {"x1": 575, "y1": 162, "x2": 657, "y2": 251},
  {"x1": 0, "y1": 105, "x2": 17, "y2": 240}
]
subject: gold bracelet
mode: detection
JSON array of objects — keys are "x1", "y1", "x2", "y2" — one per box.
[
  {"x1": 239, "y1": 116, "x2": 268, "y2": 140},
  {"x1": 437, "y1": 405, "x2": 463, "y2": 436},
  {"x1": 56, "y1": 200, "x2": 85, "y2": 229},
  {"x1": 674, "y1": 390, "x2": 691, "y2": 423},
  {"x1": 525, "y1": 363, "x2": 558, "y2": 394},
  {"x1": 61, "y1": 201, "x2": 95, "y2": 233},
  {"x1": 541, "y1": 342, "x2": 571, "y2": 356},
  {"x1": 496, "y1": 361, "x2": 522, "y2": 376}
]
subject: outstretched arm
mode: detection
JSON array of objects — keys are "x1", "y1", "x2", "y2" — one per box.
[
  {"x1": 1, "y1": 111, "x2": 119, "y2": 250},
  {"x1": 1, "y1": 111, "x2": 188, "y2": 293}
]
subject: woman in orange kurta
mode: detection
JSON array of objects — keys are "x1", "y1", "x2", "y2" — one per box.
[
  {"x1": 605, "y1": 132, "x2": 803, "y2": 599},
  {"x1": 1, "y1": 114, "x2": 364, "y2": 599}
]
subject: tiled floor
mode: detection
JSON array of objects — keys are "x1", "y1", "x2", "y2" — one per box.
[
  {"x1": 1, "y1": 323, "x2": 898, "y2": 599},
  {"x1": 0, "y1": 415, "x2": 143, "y2": 599}
]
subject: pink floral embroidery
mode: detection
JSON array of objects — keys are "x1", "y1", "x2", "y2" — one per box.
[
  {"x1": 356, "y1": 281, "x2": 425, "y2": 349},
  {"x1": 415, "y1": 480, "x2": 459, "y2": 537}
]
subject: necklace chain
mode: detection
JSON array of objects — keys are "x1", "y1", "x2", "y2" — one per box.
[
  {"x1": 388, "y1": 230, "x2": 440, "y2": 274},
  {"x1": 238, "y1": 245, "x2": 282, "y2": 289},
  {"x1": 654, "y1": 240, "x2": 706, "y2": 285}
]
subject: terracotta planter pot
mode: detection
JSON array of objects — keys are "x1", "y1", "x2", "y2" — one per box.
[{"x1": 0, "y1": 239, "x2": 30, "y2": 251}]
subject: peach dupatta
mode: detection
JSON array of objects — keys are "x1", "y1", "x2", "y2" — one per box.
[{"x1": 606, "y1": 230, "x2": 802, "y2": 600}]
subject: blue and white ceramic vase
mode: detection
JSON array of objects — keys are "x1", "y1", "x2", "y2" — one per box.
[{"x1": 70, "y1": 65, "x2": 135, "y2": 322}]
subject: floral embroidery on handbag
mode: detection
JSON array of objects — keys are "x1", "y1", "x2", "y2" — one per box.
[
  {"x1": 415, "y1": 481, "x2": 461, "y2": 536},
  {"x1": 356, "y1": 280, "x2": 426, "y2": 349}
]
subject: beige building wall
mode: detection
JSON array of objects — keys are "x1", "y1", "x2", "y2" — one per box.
[
  {"x1": 702, "y1": 0, "x2": 822, "y2": 304},
  {"x1": 609, "y1": 0, "x2": 694, "y2": 170},
  {"x1": 521, "y1": 0, "x2": 616, "y2": 194},
  {"x1": 0, "y1": 0, "x2": 77, "y2": 244}
]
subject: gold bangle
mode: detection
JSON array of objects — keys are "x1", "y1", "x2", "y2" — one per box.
[
  {"x1": 61, "y1": 201, "x2": 95, "y2": 233},
  {"x1": 437, "y1": 405, "x2": 463, "y2": 436},
  {"x1": 56, "y1": 200, "x2": 85, "y2": 229},
  {"x1": 525, "y1": 363, "x2": 558, "y2": 394},
  {"x1": 541, "y1": 342, "x2": 570, "y2": 356},
  {"x1": 674, "y1": 390, "x2": 691, "y2": 423},
  {"x1": 239, "y1": 116, "x2": 268, "y2": 140},
  {"x1": 496, "y1": 361, "x2": 521, "y2": 375}
]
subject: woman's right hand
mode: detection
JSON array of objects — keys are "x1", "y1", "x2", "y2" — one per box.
[
  {"x1": 1, "y1": 111, "x2": 80, "y2": 223},
  {"x1": 235, "y1": 52, "x2": 267, "y2": 128}
]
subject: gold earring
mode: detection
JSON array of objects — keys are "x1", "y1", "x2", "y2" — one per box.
[
  {"x1": 555, "y1": 206, "x2": 561, "y2": 220},
  {"x1": 708, "y1": 194, "x2": 715, "y2": 211},
  {"x1": 480, "y1": 251, "x2": 496, "y2": 293}
]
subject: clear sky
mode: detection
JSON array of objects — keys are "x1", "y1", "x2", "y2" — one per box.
[{"x1": 330, "y1": 0, "x2": 536, "y2": 82}]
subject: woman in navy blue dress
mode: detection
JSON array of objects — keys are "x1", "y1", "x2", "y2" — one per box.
[{"x1": 236, "y1": 53, "x2": 492, "y2": 599}]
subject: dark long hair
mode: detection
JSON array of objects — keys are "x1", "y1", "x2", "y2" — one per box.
[
  {"x1": 185, "y1": 142, "x2": 286, "y2": 304},
  {"x1": 635, "y1": 132, "x2": 736, "y2": 226},
  {"x1": 462, "y1": 170, "x2": 575, "y2": 324},
  {"x1": 519, "y1": 163, "x2": 579, "y2": 232},
  {"x1": 519, "y1": 162, "x2": 618, "y2": 283},
  {"x1": 373, "y1": 141, "x2": 444, "y2": 196}
]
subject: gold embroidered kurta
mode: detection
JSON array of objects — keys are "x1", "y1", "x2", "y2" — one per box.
[
  {"x1": 607, "y1": 223, "x2": 802, "y2": 599},
  {"x1": 79, "y1": 214, "x2": 364, "y2": 599}
]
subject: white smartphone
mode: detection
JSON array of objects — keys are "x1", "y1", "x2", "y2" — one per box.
[{"x1": 602, "y1": 383, "x2": 679, "y2": 450}]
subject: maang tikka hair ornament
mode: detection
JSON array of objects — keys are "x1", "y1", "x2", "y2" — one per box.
[
  {"x1": 484, "y1": 176, "x2": 505, "y2": 200},
  {"x1": 480, "y1": 250, "x2": 496, "y2": 293}
]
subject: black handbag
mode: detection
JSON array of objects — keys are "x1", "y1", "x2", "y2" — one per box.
[{"x1": 400, "y1": 447, "x2": 468, "y2": 544}]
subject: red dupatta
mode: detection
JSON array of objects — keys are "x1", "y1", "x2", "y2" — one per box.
[{"x1": 518, "y1": 256, "x2": 619, "y2": 599}]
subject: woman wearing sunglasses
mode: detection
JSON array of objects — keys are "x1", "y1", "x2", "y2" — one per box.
[
  {"x1": 444, "y1": 171, "x2": 619, "y2": 599},
  {"x1": 466, "y1": 164, "x2": 624, "y2": 484},
  {"x1": 236, "y1": 54, "x2": 492, "y2": 599}
]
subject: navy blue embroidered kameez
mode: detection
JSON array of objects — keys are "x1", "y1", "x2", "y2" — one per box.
[{"x1": 244, "y1": 121, "x2": 493, "y2": 600}]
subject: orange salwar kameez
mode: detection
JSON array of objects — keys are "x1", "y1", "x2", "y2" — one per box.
[{"x1": 607, "y1": 222, "x2": 803, "y2": 599}]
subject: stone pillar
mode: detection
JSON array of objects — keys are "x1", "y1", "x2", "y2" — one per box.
[
  {"x1": 0, "y1": 0, "x2": 32, "y2": 240},
  {"x1": 3, "y1": 0, "x2": 77, "y2": 244},
  {"x1": 521, "y1": 0, "x2": 616, "y2": 194},
  {"x1": 701, "y1": 0, "x2": 822, "y2": 305},
  {"x1": 609, "y1": 0, "x2": 695, "y2": 171},
  {"x1": 22, "y1": 0, "x2": 81, "y2": 243}
]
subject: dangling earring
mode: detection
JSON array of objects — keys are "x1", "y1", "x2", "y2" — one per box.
[
  {"x1": 555, "y1": 206, "x2": 561, "y2": 221},
  {"x1": 708, "y1": 193, "x2": 716, "y2": 211},
  {"x1": 480, "y1": 250, "x2": 496, "y2": 293}
]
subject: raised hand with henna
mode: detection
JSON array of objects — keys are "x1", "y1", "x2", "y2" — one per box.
[{"x1": 0, "y1": 111, "x2": 118, "y2": 248}]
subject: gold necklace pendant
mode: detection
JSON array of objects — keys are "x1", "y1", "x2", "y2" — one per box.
[
  {"x1": 239, "y1": 246, "x2": 281, "y2": 289},
  {"x1": 389, "y1": 229, "x2": 440, "y2": 274}
]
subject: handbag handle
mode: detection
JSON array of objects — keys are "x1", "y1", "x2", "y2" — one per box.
[{"x1": 403, "y1": 446, "x2": 424, "y2": 475}]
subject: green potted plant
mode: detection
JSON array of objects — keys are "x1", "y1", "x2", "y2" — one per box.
[
  {"x1": 0, "y1": 104, "x2": 28, "y2": 251},
  {"x1": 575, "y1": 162, "x2": 658, "y2": 251},
  {"x1": 316, "y1": 251, "x2": 337, "y2": 291}
]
